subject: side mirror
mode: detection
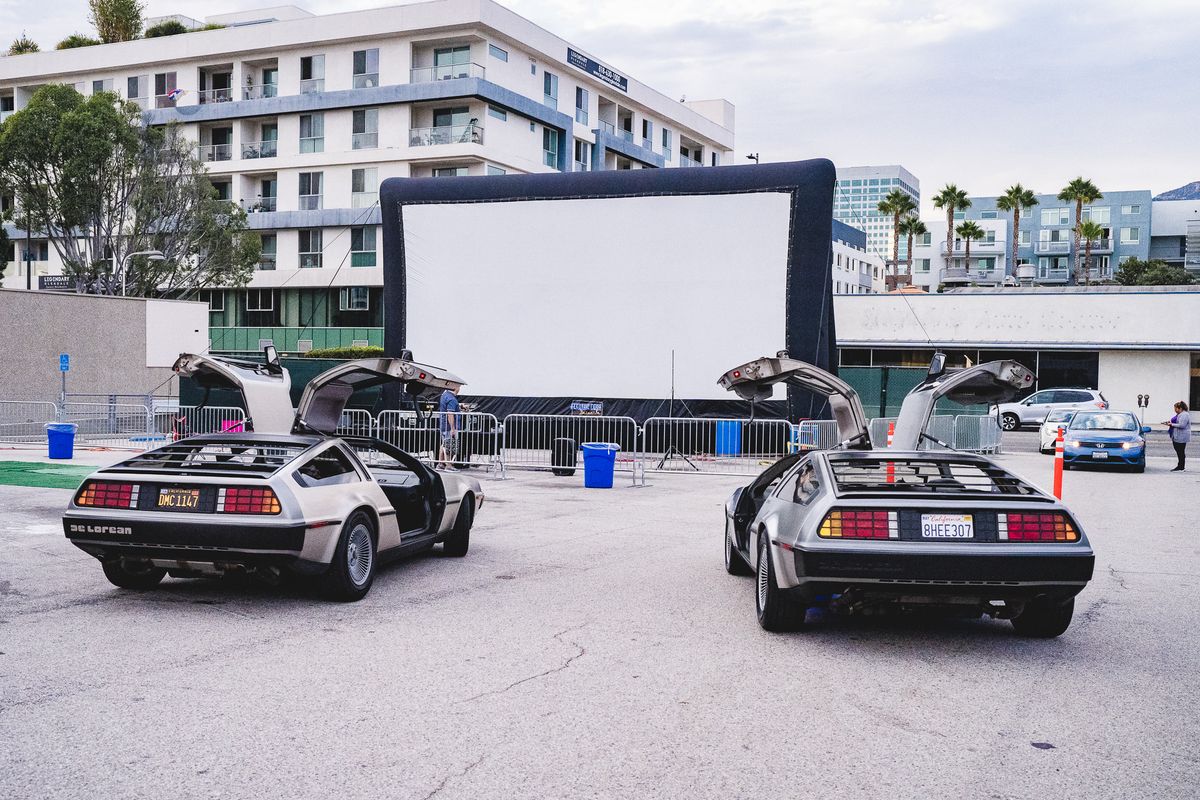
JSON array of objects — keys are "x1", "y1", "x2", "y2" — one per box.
[{"x1": 1142, "y1": 426, "x2": 1152, "y2": 434}]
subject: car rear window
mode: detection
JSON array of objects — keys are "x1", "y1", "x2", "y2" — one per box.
[
  {"x1": 114, "y1": 440, "x2": 310, "y2": 476},
  {"x1": 827, "y1": 457, "x2": 1038, "y2": 496}
]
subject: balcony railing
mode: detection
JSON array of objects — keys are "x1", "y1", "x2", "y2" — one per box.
[
  {"x1": 408, "y1": 123, "x2": 483, "y2": 147},
  {"x1": 1080, "y1": 238, "x2": 1113, "y2": 253},
  {"x1": 943, "y1": 267, "x2": 1002, "y2": 283},
  {"x1": 352, "y1": 72, "x2": 380, "y2": 89},
  {"x1": 1036, "y1": 267, "x2": 1070, "y2": 282},
  {"x1": 299, "y1": 194, "x2": 323, "y2": 211},
  {"x1": 678, "y1": 155, "x2": 703, "y2": 168},
  {"x1": 198, "y1": 143, "x2": 233, "y2": 163},
  {"x1": 125, "y1": 97, "x2": 148, "y2": 111},
  {"x1": 299, "y1": 253, "x2": 322, "y2": 269},
  {"x1": 641, "y1": 137, "x2": 653, "y2": 151},
  {"x1": 198, "y1": 87, "x2": 233, "y2": 104},
  {"x1": 243, "y1": 83, "x2": 278, "y2": 101},
  {"x1": 244, "y1": 197, "x2": 277, "y2": 213},
  {"x1": 299, "y1": 78, "x2": 325, "y2": 94},
  {"x1": 575, "y1": 108, "x2": 588, "y2": 125},
  {"x1": 409, "y1": 63, "x2": 485, "y2": 83},
  {"x1": 154, "y1": 94, "x2": 178, "y2": 109},
  {"x1": 256, "y1": 254, "x2": 276, "y2": 271},
  {"x1": 1034, "y1": 240, "x2": 1071, "y2": 254},
  {"x1": 299, "y1": 136, "x2": 324, "y2": 154},
  {"x1": 941, "y1": 240, "x2": 1004, "y2": 255},
  {"x1": 241, "y1": 139, "x2": 278, "y2": 159},
  {"x1": 351, "y1": 191, "x2": 378, "y2": 209},
  {"x1": 351, "y1": 131, "x2": 379, "y2": 150}
]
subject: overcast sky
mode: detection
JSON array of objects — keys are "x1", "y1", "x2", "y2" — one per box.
[{"x1": 7, "y1": 0, "x2": 1198, "y2": 212}]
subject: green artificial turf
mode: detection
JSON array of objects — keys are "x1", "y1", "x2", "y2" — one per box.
[{"x1": 0, "y1": 461, "x2": 96, "y2": 490}]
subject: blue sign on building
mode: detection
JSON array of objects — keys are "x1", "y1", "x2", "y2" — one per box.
[
  {"x1": 59, "y1": 354, "x2": 70, "y2": 372},
  {"x1": 566, "y1": 48, "x2": 628, "y2": 93}
]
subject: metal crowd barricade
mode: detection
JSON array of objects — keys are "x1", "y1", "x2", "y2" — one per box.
[
  {"x1": 501, "y1": 414, "x2": 639, "y2": 478},
  {"x1": 641, "y1": 417, "x2": 791, "y2": 477},
  {"x1": 60, "y1": 401, "x2": 157, "y2": 450},
  {"x1": 0, "y1": 400, "x2": 60, "y2": 444},
  {"x1": 336, "y1": 408, "x2": 376, "y2": 439},
  {"x1": 376, "y1": 410, "x2": 502, "y2": 472},
  {"x1": 794, "y1": 420, "x2": 841, "y2": 452},
  {"x1": 165, "y1": 406, "x2": 247, "y2": 439},
  {"x1": 953, "y1": 414, "x2": 1003, "y2": 454}
]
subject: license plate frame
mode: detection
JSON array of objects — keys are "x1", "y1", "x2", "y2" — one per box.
[
  {"x1": 1091, "y1": 451, "x2": 1109, "y2": 460},
  {"x1": 920, "y1": 513, "x2": 974, "y2": 540},
  {"x1": 157, "y1": 487, "x2": 202, "y2": 510}
]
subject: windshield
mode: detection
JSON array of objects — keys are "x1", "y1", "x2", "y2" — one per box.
[
  {"x1": 1046, "y1": 410, "x2": 1074, "y2": 423},
  {"x1": 1069, "y1": 412, "x2": 1137, "y2": 431}
]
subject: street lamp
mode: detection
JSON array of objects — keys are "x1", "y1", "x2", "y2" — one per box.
[
  {"x1": 116, "y1": 249, "x2": 165, "y2": 296},
  {"x1": 746, "y1": 153, "x2": 760, "y2": 164}
]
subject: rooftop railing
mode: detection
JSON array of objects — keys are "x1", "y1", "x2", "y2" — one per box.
[{"x1": 409, "y1": 63, "x2": 485, "y2": 83}]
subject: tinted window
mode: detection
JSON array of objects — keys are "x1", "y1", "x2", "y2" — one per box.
[
  {"x1": 1069, "y1": 413, "x2": 1137, "y2": 432},
  {"x1": 294, "y1": 447, "x2": 359, "y2": 487},
  {"x1": 780, "y1": 462, "x2": 820, "y2": 505},
  {"x1": 1060, "y1": 390, "x2": 1093, "y2": 402}
]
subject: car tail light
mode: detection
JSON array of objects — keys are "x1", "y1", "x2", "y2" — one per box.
[
  {"x1": 76, "y1": 481, "x2": 139, "y2": 509},
  {"x1": 818, "y1": 509, "x2": 898, "y2": 540},
  {"x1": 1000, "y1": 512, "x2": 1078, "y2": 542},
  {"x1": 1095, "y1": 401, "x2": 1107, "y2": 409},
  {"x1": 217, "y1": 487, "x2": 281, "y2": 515}
]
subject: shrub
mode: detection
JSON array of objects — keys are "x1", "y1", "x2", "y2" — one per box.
[
  {"x1": 7, "y1": 34, "x2": 40, "y2": 55},
  {"x1": 143, "y1": 20, "x2": 188, "y2": 38},
  {"x1": 56, "y1": 34, "x2": 102, "y2": 49},
  {"x1": 301, "y1": 346, "x2": 385, "y2": 359}
]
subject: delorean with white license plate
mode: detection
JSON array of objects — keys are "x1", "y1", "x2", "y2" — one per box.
[
  {"x1": 720, "y1": 353, "x2": 1095, "y2": 636},
  {"x1": 63, "y1": 350, "x2": 483, "y2": 602}
]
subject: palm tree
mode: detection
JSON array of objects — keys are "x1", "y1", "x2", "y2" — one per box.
[
  {"x1": 932, "y1": 184, "x2": 971, "y2": 271},
  {"x1": 898, "y1": 215, "x2": 927, "y2": 277},
  {"x1": 995, "y1": 184, "x2": 1038, "y2": 275},
  {"x1": 877, "y1": 188, "x2": 918, "y2": 283},
  {"x1": 1057, "y1": 177, "x2": 1103, "y2": 285},
  {"x1": 954, "y1": 221, "x2": 986, "y2": 277},
  {"x1": 1077, "y1": 219, "x2": 1106, "y2": 285}
]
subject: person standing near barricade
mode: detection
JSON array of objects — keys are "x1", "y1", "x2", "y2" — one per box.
[
  {"x1": 1164, "y1": 401, "x2": 1191, "y2": 472},
  {"x1": 437, "y1": 386, "x2": 461, "y2": 471}
]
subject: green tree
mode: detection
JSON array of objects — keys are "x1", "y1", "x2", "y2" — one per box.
[
  {"x1": 1077, "y1": 219, "x2": 1107, "y2": 284},
  {"x1": 1057, "y1": 177, "x2": 1103, "y2": 285},
  {"x1": 7, "y1": 34, "x2": 40, "y2": 55},
  {"x1": 0, "y1": 85, "x2": 258, "y2": 297},
  {"x1": 1113, "y1": 257, "x2": 1195, "y2": 286},
  {"x1": 995, "y1": 184, "x2": 1038, "y2": 273},
  {"x1": 143, "y1": 20, "x2": 189, "y2": 38},
  {"x1": 954, "y1": 220, "x2": 986, "y2": 276},
  {"x1": 932, "y1": 184, "x2": 971, "y2": 271},
  {"x1": 88, "y1": 0, "x2": 145, "y2": 43},
  {"x1": 56, "y1": 34, "x2": 102, "y2": 49},
  {"x1": 877, "y1": 188, "x2": 917, "y2": 283},
  {"x1": 898, "y1": 215, "x2": 927, "y2": 277}
]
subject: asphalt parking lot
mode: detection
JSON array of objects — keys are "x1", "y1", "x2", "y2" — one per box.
[{"x1": 1, "y1": 445, "x2": 1197, "y2": 799}]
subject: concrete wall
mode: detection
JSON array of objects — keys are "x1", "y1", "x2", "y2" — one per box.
[
  {"x1": 0, "y1": 290, "x2": 207, "y2": 402},
  {"x1": 1097, "y1": 350, "x2": 1190, "y2": 423}
]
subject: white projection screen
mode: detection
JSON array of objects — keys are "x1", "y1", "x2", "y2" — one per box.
[{"x1": 382, "y1": 160, "x2": 838, "y2": 418}]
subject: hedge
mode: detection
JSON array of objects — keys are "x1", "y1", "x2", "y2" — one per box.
[{"x1": 301, "y1": 346, "x2": 385, "y2": 359}]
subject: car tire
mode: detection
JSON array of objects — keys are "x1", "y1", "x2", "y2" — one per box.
[
  {"x1": 755, "y1": 532, "x2": 805, "y2": 632},
  {"x1": 102, "y1": 559, "x2": 166, "y2": 590},
  {"x1": 1011, "y1": 597, "x2": 1074, "y2": 638},
  {"x1": 724, "y1": 519, "x2": 753, "y2": 576},
  {"x1": 319, "y1": 510, "x2": 376, "y2": 602},
  {"x1": 1000, "y1": 413, "x2": 1020, "y2": 432},
  {"x1": 442, "y1": 495, "x2": 473, "y2": 557}
]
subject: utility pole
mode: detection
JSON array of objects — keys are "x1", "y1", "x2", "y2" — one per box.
[{"x1": 24, "y1": 210, "x2": 31, "y2": 291}]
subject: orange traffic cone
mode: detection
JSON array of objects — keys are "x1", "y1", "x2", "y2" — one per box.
[{"x1": 1053, "y1": 426, "x2": 1065, "y2": 499}]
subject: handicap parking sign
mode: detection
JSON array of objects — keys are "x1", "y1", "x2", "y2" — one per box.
[{"x1": 59, "y1": 354, "x2": 70, "y2": 372}]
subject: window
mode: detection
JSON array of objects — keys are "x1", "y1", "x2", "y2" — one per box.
[
  {"x1": 530, "y1": 59, "x2": 537, "y2": 75},
  {"x1": 487, "y1": 165, "x2": 507, "y2": 176},
  {"x1": 211, "y1": 180, "x2": 232, "y2": 201},
  {"x1": 488, "y1": 43, "x2": 508, "y2": 62},
  {"x1": 352, "y1": 48, "x2": 379, "y2": 89},
  {"x1": 918, "y1": 232, "x2": 932, "y2": 246},
  {"x1": 1120, "y1": 226, "x2": 1140, "y2": 244},
  {"x1": 641, "y1": 119, "x2": 652, "y2": 148},
  {"x1": 1082, "y1": 206, "x2": 1110, "y2": 225},
  {"x1": 126, "y1": 75, "x2": 148, "y2": 101},
  {"x1": 339, "y1": 286, "x2": 370, "y2": 311},
  {"x1": 433, "y1": 106, "x2": 471, "y2": 128},
  {"x1": 1122, "y1": 204, "x2": 1141, "y2": 215},
  {"x1": 299, "y1": 113, "x2": 324, "y2": 153},
  {"x1": 980, "y1": 210, "x2": 997, "y2": 219},
  {"x1": 979, "y1": 257, "x2": 995, "y2": 270},
  {"x1": 294, "y1": 446, "x2": 359, "y2": 487},
  {"x1": 661, "y1": 128, "x2": 672, "y2": 160},
  {"x1": 573, "y1": 139, "x2": 589, "y2": 170},
  {"x1": 952, "y1": 211, "x2": 965, "y2": 220},
  {"x1": 258, "y1": 234, "x2": 277, "y2": 270},
  {"x1": 1019, "y1": 230, "x2": 1031, "y2": 245},
  {"x1": 197, "y1": 290, "x2": 224, "y2": 311},
  {"x1": 1040, "y1": 207, "x2": 1070, "y2": 226},
  {"x1": 487, "y1": 105, "x2": 507, "y2": 121},
  {"x1": 153, "y1": 71, "x2": 177, "y2": 108},
  {"x1": 299, "y1": 172, "x2": 323, "y2": 210},
  {"x1": 434, "y1": 46, "x2": 471, "y2": 80},
  {"x1": 300, "y1": 55, "x2": 325, "y2": 92},
  {"x1": 350, "y1": 227, "x2": 376, "y2": 267},
  {"x1": 433, "y1": 166, "x2": 468, "y2": 177},
  {"x1": 543, "y1": 71, "x2": 558, "y2": 109},
  {"x1": 351, "y1": 108, "x2": 378, "y2": 149},
  {"x1": 299, "y1": 229, "x2": 322, "y2": 268},
  {"x1": 575, "y1": 86, "x2": 588, "y2": 125},
  {"x1": 917, "y1": 258, "x2": 930, "y2": 272},
  {"x1": 21, "y1": 242, "x2": 49, "y2": 261},
  {"x1": 92, "y1": 79, "x2": 113, "y2": 94},
  {"x1": 543, "y1": 128, "x2": 559, "y2": 169},
  {"x1": 351, "y1": 167, "x2": 378, "y2": 208},
  {"x1": 246, "y1": 289, "x2": 274, "y2": 312}
]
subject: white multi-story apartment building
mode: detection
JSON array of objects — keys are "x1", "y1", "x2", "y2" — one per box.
[
  {"x1": 831, "y1": 220, "x2": 885, "y2": 295},
  {"x1": 0, "y1": 0, "x2": 735, "y2": 353},
  {"x1": 908, "y1": 217, "x2": 1010, "y2": 290}
]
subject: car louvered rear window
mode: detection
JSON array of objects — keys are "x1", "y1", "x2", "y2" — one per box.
[{"x1": 828, "y1": 457, "x2": 1037, "y2": 496}]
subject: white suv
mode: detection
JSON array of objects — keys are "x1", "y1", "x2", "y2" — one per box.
[{"x1": 996, "y1": 388, "x2": 1108, "y2": 431}]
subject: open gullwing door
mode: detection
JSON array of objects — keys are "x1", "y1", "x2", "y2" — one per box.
[{"x1": 295, "y1": 357, "x2": 465, "y2": 435}]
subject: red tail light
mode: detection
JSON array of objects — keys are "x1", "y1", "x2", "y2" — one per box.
[
  {"x1": 76, "y1": 481, "x2": 139, "y2": 509},
  {"x1": 818, "y1": 509, "x2": 898, "y2": 540},
  {"x1": 1001, "y1": 512, "x2": 1078, "y2": 542},
  {"x1": 218, "y1": 487, "x2": 281, "y2": 515}
]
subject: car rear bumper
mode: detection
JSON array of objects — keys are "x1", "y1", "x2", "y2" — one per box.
[{"x1": 63, "y1": 513, "x2": 308, "y2": 566}]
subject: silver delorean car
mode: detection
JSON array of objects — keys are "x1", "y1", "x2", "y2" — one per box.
[
  {"x1": 63, "y1": 350, "x2": 483, "y2": 602},
  {"x1": 720, "y1": 353, "x2": 1095, "y2": 636}
]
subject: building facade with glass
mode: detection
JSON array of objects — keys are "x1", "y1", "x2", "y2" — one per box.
[{"x1": 833, "y1": 165, "x2": 921, "y2": 265}]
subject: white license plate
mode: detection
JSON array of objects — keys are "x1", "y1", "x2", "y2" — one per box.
[
  {"x1": 1091, "y1": 451, "x2": 1109, "y2": 460},
  {"x1": 920, "y1": 513, "x2": 974, "y2": 539}
]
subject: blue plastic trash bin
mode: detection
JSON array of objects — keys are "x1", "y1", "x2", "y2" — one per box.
[
  {"x1": 46, "y1": 422, "x2": 78, "y2": 460},
  {"x1": 715, "y1": 420, "x2": 742, "y2": 456},
  {"x1": 581, "y1": 442, "x2": 620, "y2": 488}
]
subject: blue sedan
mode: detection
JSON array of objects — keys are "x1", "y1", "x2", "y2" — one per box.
[{"x1": 1063, "y1": 411, "x2": 1150, "y2": 472}]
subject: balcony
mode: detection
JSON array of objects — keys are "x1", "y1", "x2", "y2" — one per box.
[
  {"x1": 198, "y1": 143, "x2": 233, "y2": 163},
  {"x1": 410, "y1": 63, "x2": 485, "y2": 83},
  {"x1": 599, "y1": 120, "x2": 635, "y2": 143},
  {"x1": 1081, "y1": 238, "x2": 1113, "y2": 253},
  {"x1": 243, "y1": 83, "x2": 278, "y2": 101},
  {"x1": 943, "y1": 267, "x2": 1003, "y2": 284},
  {"x1": 245, "y1": 196, "x2": 277, "y2": 213},
  {"x1": 1034, "y1": 240, "x2": 1071, "y2": 255},
  {"x1": 154, "y1": 94, "x2": 178, "y2": 109},
  {"x1": 678, "y1": 155, "x2": 703, "y2": 168},
  {"x1": 126, "y1": 96, "x2": 149, "y2": 110},
  {"x1": 351, "y1": 131, "x2": 379, "y2": 150},
  {"x1": 299, "y1": 78, "x2": 325, "y2": 94},
  {"x1": 408, "y1": 123, "x2": 483, "y2": 147},
  {"x1": 197, "y1": 87, "x2": 234, "y2": 105},
  {"x1": 352, "y1": 72, "x2": 380, "y2": 89},
  {"x1": 941, "y1": 240, "x2": 1005, "y2": 256},
  {"x1": 256, "y1": 254, "x2": 276, "y2": 271},
  {"x1": 351, "y1": 191, "x2": 378, "y2": 209},
  {"x1": 575, "y1": 108, "x2": 588, "y2": 125},
  {"x1": 1036, "y1": 267, "x2": 1070, "y2": 283},
  {"x1": 241, "y1": 139, "x2": 278, "y2": 159}
]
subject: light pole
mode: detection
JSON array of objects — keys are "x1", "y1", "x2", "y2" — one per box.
[
  {"x1": 746, "y1": 153, "x2": 760, "y2": 164},
  {"x1": 116, "y1": 249, "x2": 165, "y2": 296}
]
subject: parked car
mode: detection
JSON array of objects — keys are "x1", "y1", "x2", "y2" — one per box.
[
  {"x1": 995, "y1": 388, "x2": 1108, "y2": 431},
  {"x1": 719, "y1": 353, "x2": 1094, "y2": 637},
  {"x1": 63, "y1": 351, "x2": 483, "y2": 601},
  {"x1": 1062, "y1": 410, "x2": 1150, "y2": 473},
  {"x1": 1039, "y1": 409, "x2": 1077, "y2": 453}
]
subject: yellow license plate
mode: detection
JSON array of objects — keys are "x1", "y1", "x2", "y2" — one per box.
[{"x1": 157, "y1": 488, "x2": 201, "y2": 509}]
